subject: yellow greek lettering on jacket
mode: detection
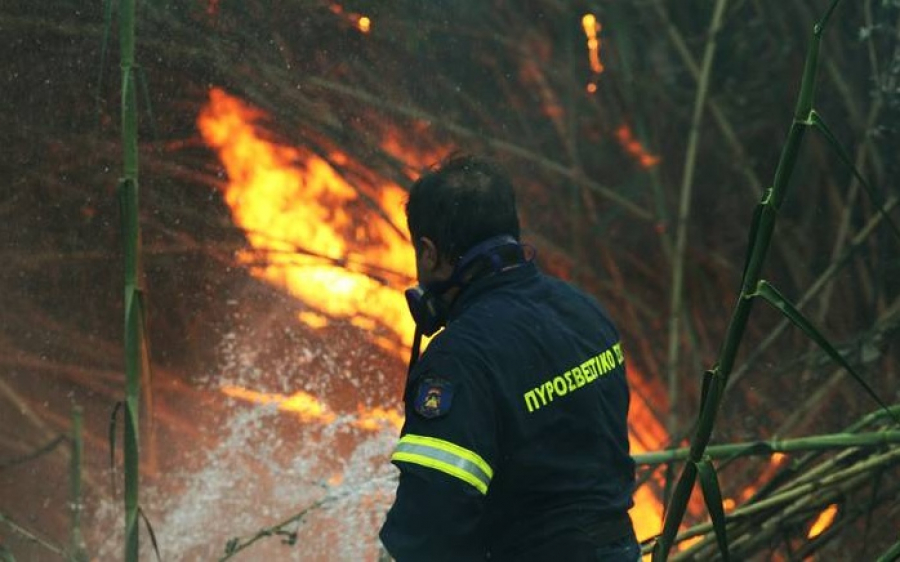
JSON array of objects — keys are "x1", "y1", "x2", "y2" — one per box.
[
  {"x1": 564, "y1": 370, "x2": 576, "y2": 392},
  {"x1": 573, "y1": 367, "x2": 586, "y2": 387},
  {"x1": 580, "y1": 363, "x2": 595, "y2": 384},
  {"x1": 553, "y1": 376, "x2": 568, "y2": 396},
  {"x1": 580, "y1": 357, "x2": 596, "y2": 383},
  {"x1": 520, "y1": 340, "x2": 624, "y2": 414},
  {"x1": 533, "y1": 384, "x2": 547, "y2": 406},
  {"x1": 524, "y1": 390, "x2": 541, "y2": 413},
  {"x1": 544, "y1": 380, "x2": 555, "y2": 402},
  {"x1": 598, "y1": 351, "x2": 613, "y2": 375}
]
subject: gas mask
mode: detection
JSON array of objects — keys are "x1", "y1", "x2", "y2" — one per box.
[
  {"x1": 403, "y1": 234, "x2": 525, "y2": 375},
  {"x1": 405, "y1": 235, "x2": 524, "y2": 335}
]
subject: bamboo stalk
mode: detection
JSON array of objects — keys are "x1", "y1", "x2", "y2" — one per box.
[
  {"x1": 634, "y1": 429, "x2": 900, "y2": 465},
  {"x1": 665, "y1": 0, "x2": 729, "y2": 437},
  {"x1": 69, "y1": 406, "x2": 89, "y2": 562},
  {"x1": 723, "y1": 465, "x2": 892, "y2": 558},
  {"x1": 118, "y1": 0, "x2": 141, "y2": 558},
  {"x1": 725, "y1": 197, "x2": 899, "y2": 392},
  {"x1": 686, "y1": 471, "x2": 883, "y2": 559},
  {"x1": 653, "y1": 3, "x2": 843, "y2": 559},
  {"x1": 0, "y1": 379, "x2": 97, "y2": 490},
  {"x1": 666, "y1": 446, "x2": 900, "y2": 558},
  {"x1": 813, "y1": 11, "x2": 900, "y2": 319}
]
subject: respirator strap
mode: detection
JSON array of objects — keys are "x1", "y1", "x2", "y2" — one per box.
[
  {"x1": 403, "y1": 325, "x2": 424, "y2": 404},
  {"x1": 408, "y1": 326, "x2": 423, "y2": 378}
]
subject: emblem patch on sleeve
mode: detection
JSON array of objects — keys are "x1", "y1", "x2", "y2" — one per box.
[{"x1": 414, "y1": 377, "x2": 454, "y2": 419}]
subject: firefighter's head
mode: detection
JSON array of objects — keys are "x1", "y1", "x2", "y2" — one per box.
[{"x1": 406, "y1": 154, "x2": 520, "y2": 286}]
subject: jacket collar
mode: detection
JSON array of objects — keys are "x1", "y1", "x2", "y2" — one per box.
[{"x1": 446, "y1": 261, "x2": 538, "y2": 324}]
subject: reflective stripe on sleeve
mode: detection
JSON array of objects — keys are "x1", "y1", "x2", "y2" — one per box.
[{"x1": 391, "y1": 434, "x2": 493, "y2": 495}]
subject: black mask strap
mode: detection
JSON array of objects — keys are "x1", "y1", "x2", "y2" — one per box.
[
  {"x1": 408, "y1": 325, "x2": 423, "y2": 378},
  {"x1": 403, "y1": 325, "x2": 425, "y2": 403}
]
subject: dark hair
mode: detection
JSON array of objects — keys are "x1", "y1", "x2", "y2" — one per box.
[{"x1": 406, "y1": 154, "x2": 520, "y2": 262}]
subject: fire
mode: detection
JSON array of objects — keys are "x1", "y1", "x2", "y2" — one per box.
[
  {"x1": 739, "y1": 451, "x2": 788, "y2": 503},
  {"x1": 626, "y1": 371, "x2": 670, "y2": 542},
  {"x1": 198, "y1": 88, "x2": 417, "y2": 359},
  {"x1": 615, "y1": 124, "x2": 661, "y2": 169},
  {"x1": 807, "y1": 504, "x2": 838, "y2": 539},
  {"x1": 222, "y1": 385, "x2": 403, "y2": 432},
  {"x1": 329, "y1": 4, "x2": 371, "y2": 34},
  {"x1": 581, "y1": 14, "x2": 605, "y2": 74},
  {"x1": 199, "y1": 89, "x2": 668, "y2": 545}
]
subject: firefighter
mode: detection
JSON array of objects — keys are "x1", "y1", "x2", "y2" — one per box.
[{"x1": 379, "y1": 155, "x2": 638, "y2": 561}]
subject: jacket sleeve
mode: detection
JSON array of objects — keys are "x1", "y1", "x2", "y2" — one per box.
[{"x1": 379, "y1": 349, "x2": 499, "y2": 561}]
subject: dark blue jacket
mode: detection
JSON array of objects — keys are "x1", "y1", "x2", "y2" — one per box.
[{"x1": 380, "y1": 262, "x2": 635, "y2": 561}]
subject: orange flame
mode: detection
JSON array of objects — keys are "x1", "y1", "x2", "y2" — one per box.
[
  {"x1": 222, "y1": 385, "x2": 403, "y2": 432},
  {"x1": 581, "y1": 14, "x2": 605, "y2": 74},
  {"x1": 807, "y1": 504, "x2": 838, "y2": 539},
  {"x1": 329, "y1": 4, "x2": 371, "y2": 33},
  {"x1": 736, "y1": 451, "x2": 788, "y2": 503},
  {"x1": 615, "y1": 124, "x2": 661, "y2": 169},
  {"x1": 628, "y1": 383, "x2": 668, "y2": 542},
  {"x1": 199, "y1": 89, "x2": 669, "y2": 545},
  {"x1": 198, "y1": 88, "x2": 417, "y2": 359}
]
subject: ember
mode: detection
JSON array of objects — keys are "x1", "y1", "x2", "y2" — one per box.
[{"x1": 808, "y1": 504, "x2": 838, "y2": 539}]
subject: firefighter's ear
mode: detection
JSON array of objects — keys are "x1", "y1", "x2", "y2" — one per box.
[
  {"x1": 417, "y1": 237, "x2": 439, "y2": 271},
  {"x1": 415, "y1": 237, "x2": 446, "y2": 284}
]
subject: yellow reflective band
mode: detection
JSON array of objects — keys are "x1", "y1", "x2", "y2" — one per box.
[{"x1": 391, "y1": 434, "x2": 493, "y2": 495}]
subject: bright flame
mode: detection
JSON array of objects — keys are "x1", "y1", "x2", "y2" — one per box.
[
  {"x1": 627, "y1": 370, "x2": 669, "y2": 542},
  {"x1": 199, "y1": 89, "x2": 670, "y2": 546},
  {"x1": 298, "y1": 311, "x2": 329, "y2": 329},
  {"x1": 329, "y1": 4, "x2": 371, "y2": 34},
  {"x1": 615, "y1": 124, "x2": 661, "y2": 169},
  {"x1": 739, "y1": 451, "x2": 789, "y2": 502},
  {"x1": 222, "y1": 385, "x2": 403, "y2": 432},
  {"x1": 807, "y1": 504, "x2": 838, "y2": 539},
  {"x1": 581, "y1": 14, "x2": 605, "y2": 75},
  {"x1": 222, "y1": 385, "x2": 337, "y2": 425},
  {"x1": 198, "y1": 88, "x2": 417, "y2": 358}
]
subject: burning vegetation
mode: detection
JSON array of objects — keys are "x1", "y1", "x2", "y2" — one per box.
[{"x1": 1, "y1": 0, "x2": 899, "y2": 560}]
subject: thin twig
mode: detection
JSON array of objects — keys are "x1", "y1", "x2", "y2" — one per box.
[{"x1": 0, "y1": 512, "x2": 69, "y2": 559}]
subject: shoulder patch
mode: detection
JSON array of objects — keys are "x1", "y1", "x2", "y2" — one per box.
[{"x1": 413, "y1": 377, "x2": 454, "y2": 419}]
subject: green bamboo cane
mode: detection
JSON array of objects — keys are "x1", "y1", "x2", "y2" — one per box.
[
  {"x1": 69, "y1": 407, "x2": 89, "y2": 562},
  {"x1": 695, "y1": 449, "x2": 900, "y2": 560},
  {"x1": 666, "y1": 0, "x2": 728, "y2": 438},
  {"x1": 652, "y1": 2, "x2": 842, "y2": 559},
  {"x1": 118, "y1": 0, "x2": 141, "y2": 559},
  {"x1": 634, "y1": 430, "x2": 900, "y2": 466},
  {"x1": 876, "y1": 540, "x2": 900, "y2": 562},
  {"x1": 661, "y1": 445, "x2": 900, "y2": 558}
]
